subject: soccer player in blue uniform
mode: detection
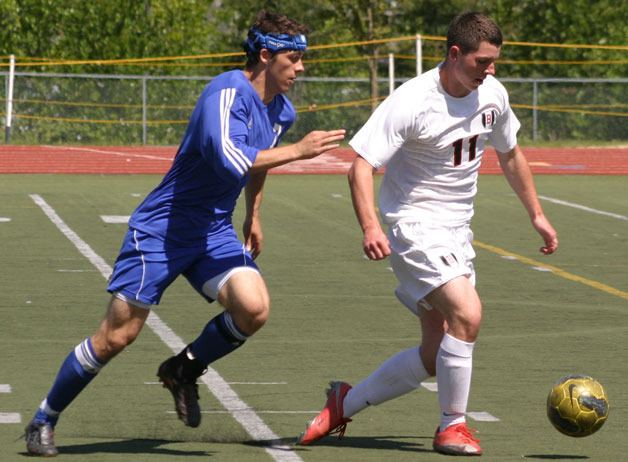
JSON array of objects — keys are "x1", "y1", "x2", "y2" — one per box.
[{"x1": 25, "y1": 10, "x2": 345, "y2": 457}]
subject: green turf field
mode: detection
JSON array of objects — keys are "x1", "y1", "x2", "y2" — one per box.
[{"x1": 1, "y1": 173, "x2": 626, "y2": 461}]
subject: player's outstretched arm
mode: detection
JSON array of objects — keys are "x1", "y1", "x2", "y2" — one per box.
[
  {"x1": 250, "y1": 129, "x2": 346, "y2": 172},
  {"x1": 497, "y1": 145, "x2": 558, "y2": 255},
  {"x1": 348, "y1": 154, "x2": 391, "y2": 260}
]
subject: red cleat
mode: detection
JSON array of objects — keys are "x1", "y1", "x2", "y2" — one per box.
[
  {"x1": 297, "y1": 381, "x2": 352, "y2": 445},
  {"x1": 433, "y1": 422, "x2": 482, "y2": 456}
]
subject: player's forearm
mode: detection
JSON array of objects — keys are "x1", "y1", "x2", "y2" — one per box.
[
  {"x1": 245, "y1": 170, "x2": 267, "y2": 219},
  {"x1": 498, "y1": 146, "x2": 545, "y2": 220},
  {"x1": 348, "y1": 157, "x2": 381, "y2": 233},
  {"x1": 250, "y1": 129, "x2": 346, "y2": 173},
  {"x1": 250, "y1": 145, "x2": 301, "y2": 172}
]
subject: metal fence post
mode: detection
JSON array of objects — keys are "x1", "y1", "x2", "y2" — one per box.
[
  {"x1": 142, "y1": 77, "x2": 147, "y2": 145},
  {"x1": 532, "y1": 81, "x2": 538, "y2": 141},
  {"x1": 5, "y1": 54, "x2": 15, "y2": 144},
  {"x1": 415, "y1": 34, "x2": 422, "y2": 76},
  {"x1": 388, "y1": 53, "x2": 395, "y2": 95}
]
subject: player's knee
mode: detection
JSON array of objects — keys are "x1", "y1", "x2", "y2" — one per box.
[
  {"x1": 447, "y1": 305, "x2": 481, "y2": 342},
  {"x1": 245, "y1": 301, "x2": 270, "y2": 333},
  {"x1": 454, "y1": 314, "x2": 481, "y2": 341},
  {"x1": 235, "y1": 298, "x2": 270, "y2": 335},
  {"x1": 103, "y1": 328, "x2": 140, "y2": 357}
]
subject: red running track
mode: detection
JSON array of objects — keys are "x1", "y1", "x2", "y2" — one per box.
[{"x1": 0, "y1": 145, "x2": 627, "y2": 175}]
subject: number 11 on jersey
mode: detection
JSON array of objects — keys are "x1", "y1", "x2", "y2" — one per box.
[{"x1": 452, "y1": 134, "x2": 479, "y2": 166}]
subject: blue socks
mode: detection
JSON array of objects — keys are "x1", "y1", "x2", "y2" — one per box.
[
  {"x1": 33, "y1": 338, "x2": 106, "y2": 427},
  {"x1": 33, "y1": 312, "x2": 246, "y2": 427},
  {"x1": 188, "y1": 311, "x2": 248, "y2": 367}
]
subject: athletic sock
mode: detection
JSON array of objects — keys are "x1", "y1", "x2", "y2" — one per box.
[
  {"x1": 436, "y1": 333, "x2": 475, "y2": 430},
  {"x1": 188, "y1": 311, "x2": 248, "y2": 368},
  {"x1": 342, "y1": 346, "x2": 430, "y2": 418},
  {"x1": 33, "y1": 338, "x2": 106, "y2": 426}
]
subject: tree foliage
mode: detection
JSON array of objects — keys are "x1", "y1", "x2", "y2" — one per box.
[
  {"x1": 0, "y1": 0, "x2": 625, "y2": 77},
  {"x1": 0, "y1": 0, "x2": 625, "y2": 144}
]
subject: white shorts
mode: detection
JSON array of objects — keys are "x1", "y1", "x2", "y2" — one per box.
[{"x1": 388, "y1": 221, "x2": 476, "y2": 316}]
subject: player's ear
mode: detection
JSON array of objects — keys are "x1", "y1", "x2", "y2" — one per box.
[
  {"x1": 259, "y1": 48, "x2": 273, "y2": 65},
  {"x1": 448, "y1": 45, "x2": 462, "y2": 61}
]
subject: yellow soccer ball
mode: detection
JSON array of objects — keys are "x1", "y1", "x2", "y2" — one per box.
[{"x1": 546, "y1": 374, "x2": 609, "y2": 437}]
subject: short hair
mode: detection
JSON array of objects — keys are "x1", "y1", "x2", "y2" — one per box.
[
  {"x1": 244, "y1": 10, "x2": 309, "y2": 68},
  {"x1": 446, "y1": 12, "x2": 503, "y2": 55}
]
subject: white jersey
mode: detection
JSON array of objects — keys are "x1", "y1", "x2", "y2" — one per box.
[{"x1": 349, "y1": 66, "x2": 520, "y2": 227}]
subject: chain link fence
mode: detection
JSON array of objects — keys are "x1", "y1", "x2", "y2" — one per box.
[{"x1": 2, "y1": 71, "x2": 627, "y2": 146}]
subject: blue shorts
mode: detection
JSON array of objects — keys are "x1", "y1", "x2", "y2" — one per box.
[{"x1": 107, "y1": 223, "x2": 258, "y2": 307}]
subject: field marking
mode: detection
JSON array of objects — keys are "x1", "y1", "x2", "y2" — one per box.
[
  {"x1": 0, "y1": 413, "x2": 21, "y2": 424},
  {"x1": 475, "y1": 240, "x2": 628, "y2": 301},
  {"x1": 101, "y1": 215, "x2": 130, "y2": 224},
  {"x1": 167, "y1": 410, "x2": 317, "y2": 415},
  {"x1": 227, "y1": 382, "x2": 288, "y2": 385},
  {"x1": 48, "y1": 145, "x2": 173, "y2": 162},
  {"x1": 57, "y1": 269, "x2": 94, "y2": 273},
  {"x1": 539, "y1": 195, "x2": 628, "y2": 222},
  {"x1": 467, "y1": 412, "x2": 500, "y2": 422},
  {"x1": 421, "y1": 382, "x2": 438, "y2": 392},
  {"x1": 145, "y1": 381, "x2": 288, "y2": 386},
  {"x1": 420, "y1": 383, "x2": 500, "y2": 422},
  {"x1": 0, "y1": 217, "x2": 11, "y2": 222},
  {"x1": 0, "y1": 384, "x2": 11, "y2": 393},
  {"x1": 30, "y1": 194, "x2": 302, "y2": 462}
]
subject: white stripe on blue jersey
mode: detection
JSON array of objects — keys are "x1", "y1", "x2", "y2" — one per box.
[
  {"x1": 220, "y1": 88, "x2": 249, "y2": 175},
  {"x1": 222, "y1": 88, "x2": 253, "y2": 169}
]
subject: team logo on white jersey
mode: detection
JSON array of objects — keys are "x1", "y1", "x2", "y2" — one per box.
[
  {"x1": 482, "y1": 110, "x2": 497, "y2": 128},
  {"x1": 440, "y1": 253, "x2": 459, "y2": 267}
]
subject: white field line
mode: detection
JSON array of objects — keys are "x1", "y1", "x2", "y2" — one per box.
[
  {"x1": 0, "y1": 384, "x2": 12, "y2": 393},
  {"x1": 167, "y1": 410, "x2": 317, "y2": 415},
  {"x1": 420, "y1": 383, "x2": 500, "y2": 422},
  {"x1": 145, "y1": 381, "x2": 287, "y2": 385},
  {"x1": 467, "y1": 412, "x2": 500, "y2": 422},
  {"x1": 0, "y1": 413, "x2": 21, "y2": 424},
  {"x1": 30, "y1": 194, "x2": 302, "y2": 462},
  {"x1": 44, "y1": 145, "x2": 173, "y2": 162},
  {"x1": 100, "y1": 215, "x2": 130, "y2": 224},
  {"x1": 539, "y1": 195, "x2": 628, "y2": 222}
]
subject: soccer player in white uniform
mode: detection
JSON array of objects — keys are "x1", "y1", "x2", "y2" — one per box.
[
  {"x1": 298, "y1": 12, "x2": 558, "y2": 456},
  {"x1": 24, "y1": 11, "x2": 345, "y2": 457}
]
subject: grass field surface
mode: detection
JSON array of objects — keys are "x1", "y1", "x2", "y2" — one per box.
[{"x1": 1, "y1": 173, "x2": 626, "y2": 461}]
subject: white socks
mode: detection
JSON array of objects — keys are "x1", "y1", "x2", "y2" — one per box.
[
  {"x1": 340, "y1": 334, "x2": 475, "y2": 430},
  {"x1": 342, "y1": 346, "x2": 429, "y2": 418},
  {"x1": 436, "y1": 333, "x2": 475, "y2": 430}
]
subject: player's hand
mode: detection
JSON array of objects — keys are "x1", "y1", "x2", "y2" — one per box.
[
  {"x1": 363, "y1": 226, "x2": 391, "y2": 260},
  {"x1": 532, "y1": 214, "x2": 558, "y2": 255},
  {"x1": 243, "y1": 216, "x2": 263, "y2": 259},
  {"x1": 295, "y1": 129, "x2": 346, "y2": 160}
]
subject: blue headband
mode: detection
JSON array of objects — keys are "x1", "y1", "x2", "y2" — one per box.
[{"x1": 245, "y1": 27, "x2": 307, "y2": 55}]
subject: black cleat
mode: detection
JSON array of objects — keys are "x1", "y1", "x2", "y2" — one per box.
[
  {"x1": 25, "y1": 420, "x2": 58, "y2": 457},
  {"x1": 157, "y1": 351, "x2": 204, "y2": 428}
]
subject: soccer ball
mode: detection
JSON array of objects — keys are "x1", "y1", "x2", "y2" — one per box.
[{"x1": 546, "y1": 374, "x2": 609, "y2": 437}]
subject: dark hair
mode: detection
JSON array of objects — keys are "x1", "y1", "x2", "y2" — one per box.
[
  {"x1": 446, "y1": 12, "x2": 502, "y2": 55},
  {"x1": 244, "y1": 10, "x2": 309, "y2": 68}
]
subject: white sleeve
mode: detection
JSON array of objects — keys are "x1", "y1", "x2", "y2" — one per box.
[
  {"x1": 348, "y1": 92, "x2": 416, "y2": 169},
  {"x1": 488, "y1": 88, "x2": 521, "y2": 154}
]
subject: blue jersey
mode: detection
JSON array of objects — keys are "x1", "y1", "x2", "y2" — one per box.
[{"x1": 128, "y1": 70, "x2": 296, "y2": 245}]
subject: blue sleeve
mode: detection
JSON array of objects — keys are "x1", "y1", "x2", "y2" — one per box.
[{"x1": 198, "y1": 87, "x2": 259, "y2": 184}]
